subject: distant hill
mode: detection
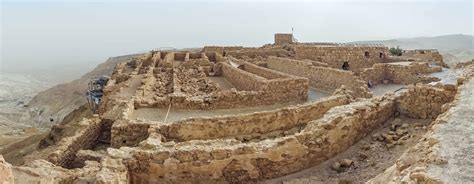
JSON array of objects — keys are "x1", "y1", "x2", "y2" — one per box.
[
  {"x1": 352, "y1": 34, "x2": 474, "y2": 67},
  {"x1": 352, "y1": 34, "x2": 473, "y2": 51},
  {"x1": 27, "y1": 53, "x2": 142, "y2": 126}
]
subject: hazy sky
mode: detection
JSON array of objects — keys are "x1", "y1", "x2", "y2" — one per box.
[{"x1": 1, "y1": 0, "x2": 472, "y2": 82}]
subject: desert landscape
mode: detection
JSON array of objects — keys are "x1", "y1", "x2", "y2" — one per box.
[{"x1": 1, "y1": 32, "x2": 473, "y2": 183}]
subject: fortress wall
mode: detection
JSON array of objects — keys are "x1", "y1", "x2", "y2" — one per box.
[
  {"x1": 402, "y1": 50, "x2": 444, "y2": 66},
  {"x1": 397, "y1": 84, "x2": 456, "y2": 119},
  {"x1": 151, "y1": 52, "x2": 161, "y2": 62},
  {"x1": 266, "y1": 56, "x2": 371, "y2": 98},
  {"x1": 359, "y1": 62, "x2": 442, "y2": 85},
  {"x1": 163, "y1": 52, "x2": 174, "y2": 63},
  {"x1": 274, "y1": 33, "x2": 293, "y2": 45},
  {"x1": 161, "y1": 95, "x2": 349, "y2": 142},
  {"x1": 203, "y1": 46, "x2": 292, "y2": 59},
  {"x1": 225, "y1": 48, "x2": 290, "y2": 59},
  {"x1": 159, "y1": 52, "x2": 168, "y2": 60},
  {"x1": 127, "y1": 95, "x2": 397, "y2": 183},
  {"x1": 188, "y1": 52, "x2": 201, "y2": 59},
  {"x1": 174, "y1": 52, "x2": 187, "y2": 61},
  {"x1": 294, "y1": 45, "x2": 389, "y2": 73},
  {"x1": 203, "y1": 46, "x2": 244, "y2": 56}
]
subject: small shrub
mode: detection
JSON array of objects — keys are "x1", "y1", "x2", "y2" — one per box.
[{"x1": 389, "y1": 46, "x2": 403, "y2": 56}]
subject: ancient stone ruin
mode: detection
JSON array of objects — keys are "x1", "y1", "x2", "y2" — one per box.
[{"x1": 2, "y1": 33, "x2": 472, "y2": 183}]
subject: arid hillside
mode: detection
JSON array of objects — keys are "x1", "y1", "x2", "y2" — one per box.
[{"x1": 27, "y1": 54, "x2": 142, "y2": 127}]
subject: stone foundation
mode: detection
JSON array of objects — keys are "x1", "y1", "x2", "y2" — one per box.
[
  {"x1": 359, "y1": 62, "x2": 442, "y2": 85},
  {"x1": 397, "y1": 84, "x2": 457, "y2": 119},
  {"x1": 293, "y1": 44, "x2": 389, "y2": 73},
  {"x1": 265, "y1": 56, "x2": 371, "y2": 98}
]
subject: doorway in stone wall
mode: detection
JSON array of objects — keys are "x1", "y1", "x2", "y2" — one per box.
[{"x1": 342, "y1": 62, "x2": 350, "y2": 70}]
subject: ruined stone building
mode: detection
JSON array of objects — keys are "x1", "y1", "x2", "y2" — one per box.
[{"x1": 1, "y1": 33, "x2": 472, "y2": 183}]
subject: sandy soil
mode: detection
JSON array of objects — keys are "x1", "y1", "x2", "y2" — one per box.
[{"x1": 266, "y1": 116, "x2": 432, "y2": 184}]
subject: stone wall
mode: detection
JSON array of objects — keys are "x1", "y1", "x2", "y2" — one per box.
[
  {"x1": 111, "y1": 120, "x2": 151, "y2": 148},
  {"x1": 359, "y1": 62, "x2": 442, "y2": 85},
  {"x1": 221, "y1": 63, "x2": 265, "y2": 91},
  {"x1": 455, "y1": 59, "x2": 474, "y2": 69},
  {"x1": 266, "y1": 56, "x2": 371, "y2": 98},
  {"x1": 47, "y1": 118, "x2": 104, "y2": 168},
  {"x1": 203, "y1": 46, "x2": 293, "y2": 59},
  {"x1": 239, "y1": 60, "x2": 289, "y2": 80},
  {"x1": 160, "y1": 95, "x2": 349, "y2": 142},
  {"x1": 293, "y1": 44, "x2": 389, "y2": 73},
  {"x1": 220, "y1": 60, "x2": 309, "y2": 104},
  {"x1": 397, "y1": 84, "x2": 457, "y2": 119},
  {"x1": 402, "y1": 49, "x2": 446, "y2": 67},
  {"x1": 274, "y1": 33, "x2": 293, "y2": 45},
  {"x1": 203, "y1": 46, "x2": 244, "y2": 56},
  {"x1": 126, "y1": 95, "x2": 397, "y2": 183},
  {"x1": 130, "y1": 58, "x2": 308, "y2": 110}
]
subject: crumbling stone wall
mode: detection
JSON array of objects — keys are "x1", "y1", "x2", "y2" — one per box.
[
  {"x1": 125, "y1": 95, "x2": 397, "y2": 183},
  {"x1": 47, "y1": 118, "x2": 104, "y2": 168},
  {"x1": 203, "y1": 46, "x2": 293, "y2": 59},
  {"x1": 221, "y1": 63, "x2": 264, "y2": 91},
  {"x1": 265, "y1": 56, "x2": 371, "y2": 98},
  {"x1": 160, "y1": 95, "x2": 349, "y2": 142},
  {"x1": 455, "y1": 59, "x2": 474, "y2": 69},
  {"x1": 111, "y1": 120, "x2": 151, "y2": 148},
  {"x1": 293, "y1": 44, "x2": 389, "y2": 73},
  {"x1": 203, "y1": 46, "x2": 244, "y2": 56},
  {"x1": 274, "y1": 33, "x2": 293, "y2": 45},
  {"x1": 129, "y1": 53, "x2": 309, "y2": 110},
  {"x1": 359, "y1": 62, "x2": 442, "y2": 85},
  {"x1": 397, "y1": 84, "x2": 457, "y2": 119},
  {"x1": 221, "y1": 61, "x2": 309, "y2": 102},
  {"x1": 402, "y1": 49, "x2": 447, "y2": 67}
]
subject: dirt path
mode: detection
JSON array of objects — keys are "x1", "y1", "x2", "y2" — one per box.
[
  {"x1": 266, "y1": 117, "x2": 432, "y2": 184},
  {"x1": 426, "y1": 78, "x2": 474, "y2": 182}
]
